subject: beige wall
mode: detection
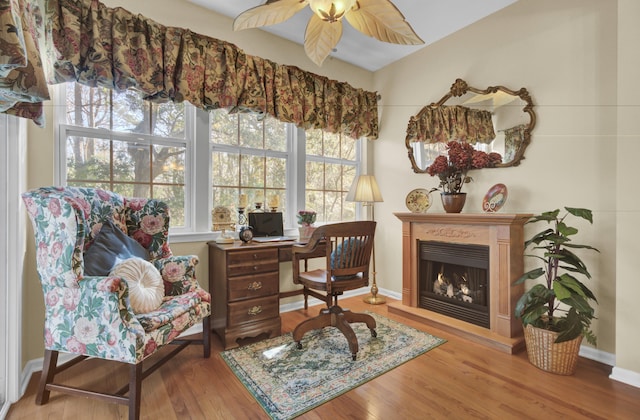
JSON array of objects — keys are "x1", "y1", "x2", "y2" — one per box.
[
  {"x1": 615, "y1": 0, "x2": 640, "y2": 375},
  {"x1": 20, "y1": 0, "x2": 640, "y2": 379}
]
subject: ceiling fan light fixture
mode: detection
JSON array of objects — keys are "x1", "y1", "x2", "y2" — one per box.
[{"x1": 308, "y1": 0, "x2": 357, "y2": 22}]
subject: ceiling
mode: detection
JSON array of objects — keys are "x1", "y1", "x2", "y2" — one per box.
[{"x1": 188, "y1": 0, "x2": 518, "y2": 72}]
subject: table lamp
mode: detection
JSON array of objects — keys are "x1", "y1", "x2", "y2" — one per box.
[{"x1": 346, "y1": 174, "x2": 385, "y2": 304}]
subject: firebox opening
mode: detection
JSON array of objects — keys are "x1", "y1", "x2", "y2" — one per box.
[{"x1": 419, "y1": 241, "x2": 490, "y2": 328}]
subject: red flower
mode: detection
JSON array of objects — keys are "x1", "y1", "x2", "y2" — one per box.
[{"x1": 426, "y1": 141, "x2": 502, "y2": 194}]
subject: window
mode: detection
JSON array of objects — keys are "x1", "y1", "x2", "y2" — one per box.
[
  {"x1": 208, "y1": 110, "x2": 360, "y2": 228},
  {"x1": 210, "y1": 110, "x2": 289, "y2": 216},
  {"x1": 57, "y1": 83, "x2": 362, "y2": 237},
  {"x1": 58, "y1": 83, "x2": 191, "y2": 229},
  {"x1": 304, "y1": 128, "x2": 357, "y2": 223}
]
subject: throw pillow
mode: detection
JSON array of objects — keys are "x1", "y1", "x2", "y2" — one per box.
[
  {"x1": 330, "y1": 238, "x2": 363, "y2": 280},
  {"x1": 84, "y1": 219, "x2": 150, "y2": 276},
  {"x1": 110, "y1": 257, "x2": 164, "y2": 314}
]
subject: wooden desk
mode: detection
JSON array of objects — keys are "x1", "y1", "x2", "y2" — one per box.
[{"x1": 208, "y1": 240, "x2": 323, "y2": 349}]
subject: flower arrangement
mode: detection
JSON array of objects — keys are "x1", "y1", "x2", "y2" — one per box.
[
  {"x1": 426, "y1": 141, "x2": 502, "y2": 194},
  {"x1": 296, "y1": 210, "x2": 317, "y2": 226}
]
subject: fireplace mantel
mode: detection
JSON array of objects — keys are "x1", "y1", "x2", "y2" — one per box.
[{"x1": 390, "y1": 212, "x2": 532, "y2": 353}]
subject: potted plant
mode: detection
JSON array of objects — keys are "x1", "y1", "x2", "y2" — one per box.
[
  {"x1": 297, "y1": 210, "x2": 317, "y2": 242},
  {"x1": 426, "y1": 141, "x2": 502, "y2": 212},
  {"x1": 514, "y1": 207, "x2": 599, "y2": 375}
]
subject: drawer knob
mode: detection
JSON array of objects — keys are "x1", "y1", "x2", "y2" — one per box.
[
  {"x1": 247, "y1": 281, "x2": 263, "y2": 291},
  {"x1": 247, "y1": 306, "x2": 262, "y2": 316},
  {"x1": 253, "y1": 253, "x2": 258, "y2": 259}
]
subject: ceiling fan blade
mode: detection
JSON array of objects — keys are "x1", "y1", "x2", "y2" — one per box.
[
  {"x1": 304, "y1": 14, "x2": 343, "y2": 66},
  {"x1": 345, "y1": 0, "x2": 424, "y2": 45},
  {"x1": 233, "y1": 0, "x2": 308, "y2": 31}
]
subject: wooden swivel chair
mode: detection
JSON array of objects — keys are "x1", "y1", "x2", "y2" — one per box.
[{"x1": 292, "y1": 221, "x2": 377, "y2": 360}]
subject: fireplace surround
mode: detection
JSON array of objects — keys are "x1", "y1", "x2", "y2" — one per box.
[{"x1": 391, "y1": 213, "x2": 531, "y2": 353}]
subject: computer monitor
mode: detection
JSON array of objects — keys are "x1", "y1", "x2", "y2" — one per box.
[{"x1": 248, "y1": 212, "x2": 284, "y2": 237}]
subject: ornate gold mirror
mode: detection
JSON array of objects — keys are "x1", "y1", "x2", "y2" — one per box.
[{"x1": 405, "y1": 78, "x2": 536, "y2": 173}]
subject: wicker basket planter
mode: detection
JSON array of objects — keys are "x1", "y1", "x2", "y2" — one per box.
[{"x1": 523, "y1": 324, "x2": 583, "y2": 375}]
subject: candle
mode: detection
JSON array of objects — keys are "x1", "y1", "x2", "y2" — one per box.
[
  {"x1": 239, "y1": 194, "x2": 248, "y2": 208},
  {"x1": 255, "y1": 190, "x2": 264, "y2": 203},
  {"x1": 268, "y1": 195, "x2": 280, "y2": 209}
]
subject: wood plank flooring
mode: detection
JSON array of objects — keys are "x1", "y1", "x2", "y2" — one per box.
[{"x1": 7, "y1": 296, "x2": 640, "y2": 419}]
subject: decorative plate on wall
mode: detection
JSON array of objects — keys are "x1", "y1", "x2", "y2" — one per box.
[
  {"x1": 483, "y1": 183, "x2": 508, "y2": 212},
  {"x1": 405, "y1": 188, "x2": 433, "y2": 213}
]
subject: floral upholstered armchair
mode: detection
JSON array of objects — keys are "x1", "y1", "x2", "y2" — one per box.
[{"x1": 22, "y1": 186, "x2": 211, "y2": 419}]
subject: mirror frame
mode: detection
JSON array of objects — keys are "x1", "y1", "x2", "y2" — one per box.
[{"x1": 406, "y1": 78, "x2": 536, "y2": 173}]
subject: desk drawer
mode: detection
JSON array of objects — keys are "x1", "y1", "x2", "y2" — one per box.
[
  {"x1": 228, "y1": 272, "x2": 279, "y2": 301},
  {"x1": 228, "y1": 295, "x2": 279, "y2": 325},
  {"x1": 227, "y1": 248, "x2": 279, "y2": 277}
]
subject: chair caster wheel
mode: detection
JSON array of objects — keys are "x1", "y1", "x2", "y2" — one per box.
[
  {"x1": 371, "y1": 329, "x2": 377, "y2": 338},
  {"x1": 296, "y1": 342, "x2": 302, "y2": 350}
]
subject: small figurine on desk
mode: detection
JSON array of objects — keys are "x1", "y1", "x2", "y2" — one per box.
[{"x1": 212, "y1": 206, "x2": 235, "y2": 244}]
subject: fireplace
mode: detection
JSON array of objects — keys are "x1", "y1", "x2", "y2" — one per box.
[
  {"x1": 419, "y1": 241, "x2": 489, "y2": 328},
  {"x1": 390, "y1": 213, "x2": 531, "y2": 354}
]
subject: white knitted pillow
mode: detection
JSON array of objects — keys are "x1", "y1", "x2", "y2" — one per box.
[{"x1": 110, "y1": 257, "x2": 164, "y2": 314}]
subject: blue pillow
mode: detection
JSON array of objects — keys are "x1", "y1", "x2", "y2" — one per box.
[
  {"x1": 84, "y1": 220, "x2": 150, "y2": 276},
  {"x1": 330, "y1": 238, "x2": 363, "y2": 280}
]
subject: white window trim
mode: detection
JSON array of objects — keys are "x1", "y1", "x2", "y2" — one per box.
[{"x1": 1, "y1": 114, "x2": 26, "y2": 413}]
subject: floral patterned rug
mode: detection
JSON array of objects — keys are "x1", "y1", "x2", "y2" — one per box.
[{"x1": 221, "y1": 312, "x2": 446, "y2": 420}]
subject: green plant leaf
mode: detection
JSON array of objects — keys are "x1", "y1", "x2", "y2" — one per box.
[
  {"x1": 514, "y1": 267, "x2": 544, "y2": 285},
  {"x1": 556, "y1": 273, "x2": 598, "y2": 302},
  {"x1": 561, "y1": 294, "x2": 595, "y2": 316},
  {"x1": 515, "y1": 284, "x2": 554, "y2": 321},
  {"x1": 527, "y1": 209, "x2": 560, "y2": 224},
  {"x1": 524, "y1": 228, "x2": 555, "y2": 247},
  {"x1": 557, "y1": 221, "x2": 578, "y2": 237},
  {"x1": 556, "y1": 248, "x2": 591, "y2": 277},
  {"x1": 565, "y1": 207, "x2": 593, "y2": 224},
  {"x1": 552, "y1": 279, "x2": 572, "y2": 300}
]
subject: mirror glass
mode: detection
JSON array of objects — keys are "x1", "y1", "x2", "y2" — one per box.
[{"x1": 405, "y1": 79, "x2": 536, "y2": 173}]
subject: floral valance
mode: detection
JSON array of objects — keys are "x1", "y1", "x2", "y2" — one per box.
[
  {"x1": 406, "y1": 105, "x2": 495, "y2": 144},
  {"x1": 0, "y1": 0, "x2": 50, "y2": 125},
  {"x1": 504, "y1": 124, "x2": 527, "y2": 162},
  {"x1": 0, "y1": 0, "x2": 379, "y2": 139}
]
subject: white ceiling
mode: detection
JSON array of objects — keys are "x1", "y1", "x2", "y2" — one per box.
[{"x1": 188, "y1": 0, "x2": 518, "y2": 71}]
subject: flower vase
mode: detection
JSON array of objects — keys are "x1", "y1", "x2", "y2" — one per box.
[
  {"x1": 298, "y1": 225, "x2": 316, "y2": 242},
  {"x1": 441, "y1": 192, "x2": 467, "y2": 213}
]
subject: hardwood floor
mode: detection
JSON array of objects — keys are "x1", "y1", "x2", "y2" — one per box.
[{"x1": 7, "y1": 296, "x2": 640, "y2": 419}]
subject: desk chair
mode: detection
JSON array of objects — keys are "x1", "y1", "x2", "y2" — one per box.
[{"x1": 291, "y1": 221, "x2": 377, "y2": 360}]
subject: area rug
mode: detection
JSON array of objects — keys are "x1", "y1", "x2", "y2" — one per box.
[{"x1": 221, "y1": 312, "x2": 446, "y2": 420}]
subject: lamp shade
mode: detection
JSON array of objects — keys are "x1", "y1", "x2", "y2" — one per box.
[{"x1": 346, "y1": 175, "x2": 383, "y2": 203}]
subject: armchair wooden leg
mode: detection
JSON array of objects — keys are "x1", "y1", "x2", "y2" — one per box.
[
  {"x1": 203, "y1": 316, "x2": 211, "y2": 358},
  {"x1": 36, "y1": 349, "x2": 58, "y2": 405},
  {"x1": 129, "y1": 363, "x2": 142, "y2": 420}
]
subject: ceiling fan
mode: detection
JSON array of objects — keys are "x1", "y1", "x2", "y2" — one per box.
[{"x1": 233, "y1": 0, "x2": 424, "y2": 66}]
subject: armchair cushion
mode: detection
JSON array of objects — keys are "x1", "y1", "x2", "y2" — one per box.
[
  {"x1": 330, "y1": 238, "x2": 363, "y2": 280},
  {"x1": 84, "y1": 220, "x2": 150, "y2": 276},
  {"x1": 110, "y1": 258, "x2": 164, "y2": 314}
]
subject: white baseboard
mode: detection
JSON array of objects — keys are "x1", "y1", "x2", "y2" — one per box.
[{"x1": 610, "y1": 366, "x2": 640, "y2": 388}]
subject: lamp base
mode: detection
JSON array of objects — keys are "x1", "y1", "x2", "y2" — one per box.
[{"x1": 363, "y1": 294, "x2": 386, "y2": 305}]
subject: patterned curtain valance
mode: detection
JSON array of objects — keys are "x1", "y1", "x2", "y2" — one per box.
[
  {"x1": 0, "y1": 0, "x2": 379, "y2": 139},
  {"x1": 503, "y1": 124, "x2": 527, "y2": 162},
  {"x1": 406, "y1": 105, "x2": 495, "y2": 144},
  {"x1": 0, "y1": 0, "x2": 49, "y2": 125}
]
